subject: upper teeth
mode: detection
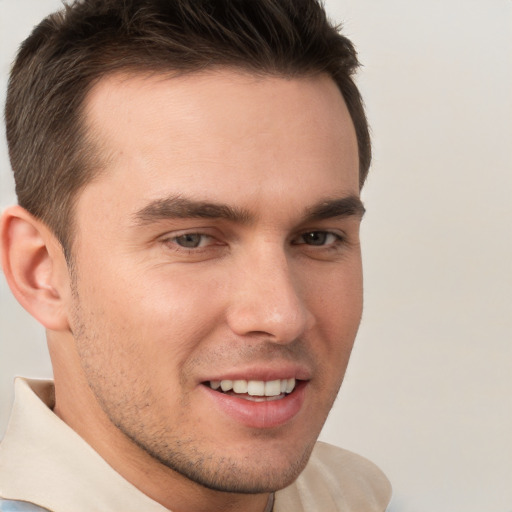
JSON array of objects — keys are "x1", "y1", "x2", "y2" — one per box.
[{"x1": 209, "y1": 378, "x2": 296, "y2": 397}]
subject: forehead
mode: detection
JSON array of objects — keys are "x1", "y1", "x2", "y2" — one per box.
[{"x1": 79, "y1": 69, "x2": 359, "y2": 218}]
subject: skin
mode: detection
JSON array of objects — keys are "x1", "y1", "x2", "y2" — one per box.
[{"x1": 2, "y1": 70, "x2": 363, "y2": 512}]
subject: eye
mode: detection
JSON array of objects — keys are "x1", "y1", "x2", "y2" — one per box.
[
  {"x1": 158, "y1": 230, "x2": 227, "y2": 261},
  {"x1": 295, "y1": 231, "x2": 341, "y2": 246},
  {"x1": 173, "y1": 233, "x2": 207, "y2": 248}
]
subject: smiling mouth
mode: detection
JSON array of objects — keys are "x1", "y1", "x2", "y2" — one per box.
[{"x1": 204, "y1": 378, "x2": 296, "y2": 402}]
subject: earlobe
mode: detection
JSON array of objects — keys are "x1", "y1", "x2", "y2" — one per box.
[{"x1": 1, "y1": 205, "x2": 71, "y2": 331}]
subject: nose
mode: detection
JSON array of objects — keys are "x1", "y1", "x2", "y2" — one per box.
[{"x1": 225, "y1": 247, "x2": 314, "y2": 343}]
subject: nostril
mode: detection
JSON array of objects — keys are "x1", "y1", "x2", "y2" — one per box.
[{"x1": 225, "y1": 299, "x2": 311, "y2": 344}]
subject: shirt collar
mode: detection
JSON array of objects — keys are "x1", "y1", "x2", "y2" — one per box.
[{"x1": 0, "y1": 378, "x2": 170, "y2": 512}]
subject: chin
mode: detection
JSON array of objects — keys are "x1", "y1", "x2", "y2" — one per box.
[
  {"x1": 173, "y1": 454, "x2": 310, "y2": 494},
  {"x1": 150, "y1": 435, "x2": 316, "y2": 494}
]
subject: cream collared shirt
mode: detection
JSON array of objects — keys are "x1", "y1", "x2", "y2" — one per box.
[{"x1": 0, "y1": 379, "x2": 391, "y2": 511}]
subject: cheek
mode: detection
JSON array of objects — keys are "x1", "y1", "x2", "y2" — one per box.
[
  {"x1": 74, "y1": 264, "x2": 226, "y2": 383},
  {"x1": 306, "y1": 262, "x2": 363, "y2": 373},
  {"x1": 308, "y1": 260, "x2": 363, "y2": 326}
]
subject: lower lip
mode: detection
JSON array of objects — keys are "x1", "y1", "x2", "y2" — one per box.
[{"x1": 201, "y1": 381, "x2": 307, "y2": 429}]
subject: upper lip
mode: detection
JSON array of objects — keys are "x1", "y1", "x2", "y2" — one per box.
[{"x1": 200, "y1": 363, "x2": 312, "y2": 383}]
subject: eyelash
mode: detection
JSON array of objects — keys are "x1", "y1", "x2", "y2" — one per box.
[
  {"x1": 161, "y1": 232, "x2": 219, "y2": 254},
  {"x1": 161, "y1": 230, "x2": 346, "y2": 253},
  {"x1": 292, "y1": 231, "x2": 345, "y2": 247}
]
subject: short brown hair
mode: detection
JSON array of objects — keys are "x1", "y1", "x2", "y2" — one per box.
[{"x1": 5, "y1": 0, "x2": 370, "y2": 255}]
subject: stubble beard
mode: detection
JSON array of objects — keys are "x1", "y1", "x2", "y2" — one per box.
[
  {"x1": 67, "y1": 267, "x2": 336, "y2": 494},
  {"x1": 81, "y1": 349, "x2": 316, "y2": 493},
  {"x1": 69, "y1": 309, "x2": 321, "y2": 494},
  {"x1": 119, "y1": 424, "x2": 316, "y2": 494}
]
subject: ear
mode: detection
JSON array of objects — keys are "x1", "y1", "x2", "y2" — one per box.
[{"x1": 1, "y1": 205, "x2": 71, "y2": 331}]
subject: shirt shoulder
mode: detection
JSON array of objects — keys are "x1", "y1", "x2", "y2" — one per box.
[{"x1": 274, "y1": 441, "x2": 392, "y2": 512}]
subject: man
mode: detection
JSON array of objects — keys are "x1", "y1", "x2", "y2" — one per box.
[{"x1": 0, "y1": 0, "x2": 391, "y2": 511}]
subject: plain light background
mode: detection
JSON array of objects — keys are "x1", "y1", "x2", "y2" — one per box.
[{"x1": 1, "y1": 1, "x2": 511, "y2": 511}]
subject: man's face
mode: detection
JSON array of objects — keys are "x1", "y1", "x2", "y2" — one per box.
[{"x1": 67, "y1": 70, "x2": 363, "y2": 492}]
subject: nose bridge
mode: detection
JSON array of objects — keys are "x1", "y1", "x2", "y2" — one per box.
[{"x1": 226, "y1": 242, "x2": 312, "y2": 342}]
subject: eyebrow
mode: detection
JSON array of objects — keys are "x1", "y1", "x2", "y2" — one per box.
[
  {"x1": 133, "y1": 194, "x2": 365, "y2": 226},
  {"x1": 134, "y1": 196, "x2": 252, "y2": 225},
  {"x1": 303, "y1": 195, "x2": 366, "y2": 222}
]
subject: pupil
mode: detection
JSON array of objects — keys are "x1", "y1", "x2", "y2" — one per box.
[
  {"x1": 177, "y1": 234, "x2": 201, "y2": 248},
  {"x1": 305, "y1": 232, "x2": 326, "y2": 245}
]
